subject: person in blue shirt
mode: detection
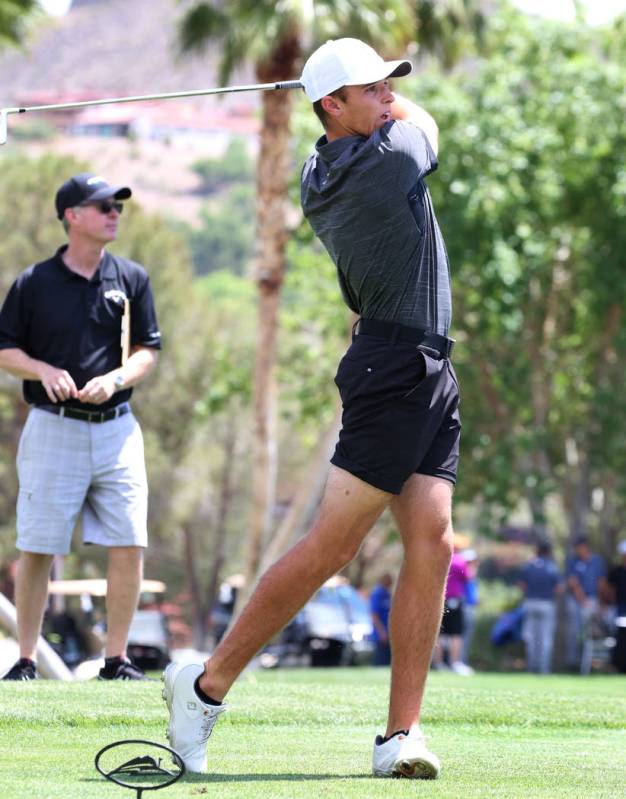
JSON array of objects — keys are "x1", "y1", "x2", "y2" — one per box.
[
  {"x1": 519, "y1": 541, "x2": 563, "y2": 674},
  {"x1": 370, "y1": 573, "x2": 393, "y2": 666},
  {"x1": 564, "y1": 536, "x2": 606, "y2": 670}
]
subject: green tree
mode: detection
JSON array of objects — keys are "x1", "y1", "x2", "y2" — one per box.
[
  {"x1": 0, "y1": 0, "x2": 38, "y2": 48},
  {"x1": 188, "y1": 185, "x2": 255, "y2": 275},
  {"x1": 191, "y1": 137, "x2": 254, "y2": 195},
  {"x1": 415, "y1": 0, "x2": 485, "y2": 68},
  {"x1": 414, "y1": 8, "x2": 626, "y2": 549}
]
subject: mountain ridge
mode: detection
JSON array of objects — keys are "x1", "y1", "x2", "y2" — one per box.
[{"x1": 0, "y1": 0, "x2": 254, "y2": 106}]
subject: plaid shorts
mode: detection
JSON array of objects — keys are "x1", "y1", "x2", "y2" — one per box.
[{"x1": 16, "y1": 407, "x2": 148, "y2": 555}]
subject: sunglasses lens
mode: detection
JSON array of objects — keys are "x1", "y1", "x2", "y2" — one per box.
[
  {"x1": 100, "y1": 201, "x2": 123, "y2": 214},
  {"x1": 80, "y1": 201, "x2": 123, "y2": 214}
]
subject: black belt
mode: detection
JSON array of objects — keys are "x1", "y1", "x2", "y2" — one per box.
[
  {"x1": 35, "y1": 403, "x2": 130, "y2": 423},
  {"x1": 354, "y1": 318, "x2": 455, "y2": 359}
]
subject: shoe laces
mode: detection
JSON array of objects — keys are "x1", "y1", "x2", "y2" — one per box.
[{"x1": 198, "y1": 707, "x2": 224, "y2": 744}]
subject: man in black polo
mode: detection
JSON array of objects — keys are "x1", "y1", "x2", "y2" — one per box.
[{"x1": 0, "y1": 173, "x2": 161, "y2": 681}]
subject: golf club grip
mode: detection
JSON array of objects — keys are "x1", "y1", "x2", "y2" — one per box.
[{"x1": 275, "y1": 81, "x2": 304, "y2": 91}]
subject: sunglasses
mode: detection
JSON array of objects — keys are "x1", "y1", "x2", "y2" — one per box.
[{"x1": 80, "y1": 200, "x2": 124, "y2": 214}]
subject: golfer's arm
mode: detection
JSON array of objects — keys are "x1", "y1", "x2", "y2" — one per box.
[
  {"x1": 390, "y1": 93, "x2": 439, "y2": 156},
  {"x1": 110, "y1": 345, "x2": 158, "y2": 390},
  {"x1": 0, "y1": 347, "x2": 48, "y2": 380}
]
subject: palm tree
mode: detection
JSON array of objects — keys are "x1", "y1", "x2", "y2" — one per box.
[
  {"x1": 179, "y1": 1, "x2": 485, "y2": 592},
  {"x1": 415, "y1": 0, "x2": 485, "y2": 69},
  {"x1": 0, "y1": 0, "x2": 38, "y2": 48}
]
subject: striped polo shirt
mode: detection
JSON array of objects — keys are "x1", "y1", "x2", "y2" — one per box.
[{"x1": 301, "y1": 119, "x2": 452, "y2": 336}]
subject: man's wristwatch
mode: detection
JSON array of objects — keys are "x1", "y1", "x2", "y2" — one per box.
[{"x1": 114, "y1": 373, "x2": 125, "y2": 392}]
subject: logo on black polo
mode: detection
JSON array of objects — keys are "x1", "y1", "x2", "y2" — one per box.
[{"x1": 104, "y1": 289, "x2": 128, "y2": 306}]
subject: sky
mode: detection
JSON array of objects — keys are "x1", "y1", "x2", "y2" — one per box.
[
  {"x1": 39, "y1": 0, "x2": 71, "y2": 15},
  {"x1": 38, "y1": 0, "x2": 626, "y2": 24}
]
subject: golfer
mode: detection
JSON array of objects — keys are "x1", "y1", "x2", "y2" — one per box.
[
  {"x1": 0, "y1": 173, "x2": 161, "y2": 681},
  {"x1": 165, "y1": 38, "x2": 459, "y2": 779}
]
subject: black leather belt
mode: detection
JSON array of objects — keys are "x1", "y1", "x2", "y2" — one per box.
[
  {"x1": 354, "y1": 318, "x2": 455, "y2": 359},
  {"x1": 35, "y1": 403, "x2": 130, "y2": 423}
]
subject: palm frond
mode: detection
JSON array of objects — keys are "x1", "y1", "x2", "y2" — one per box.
[
  {"x1": 0, "y1": 0, "x2": 39, "y2": 47},
  {"x1": 178, "y1": 2, "x2": 230, "y2": 53}
]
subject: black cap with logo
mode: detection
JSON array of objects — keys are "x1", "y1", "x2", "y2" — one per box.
[{"x1": 55, "y1": 173, "x2": 132, "y2": 220}]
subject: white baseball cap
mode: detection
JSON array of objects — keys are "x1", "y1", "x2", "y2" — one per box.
[{"x1": 300, "y1": 38, "x2": 412, "y2": 103}]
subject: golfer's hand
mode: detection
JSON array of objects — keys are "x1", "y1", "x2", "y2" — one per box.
[
  {"x1": 77, "y1": 375, "x2": 116, "y2": 405},
  {"x1": 38, "y1": 364, "x2": 78, "y2": 404}
]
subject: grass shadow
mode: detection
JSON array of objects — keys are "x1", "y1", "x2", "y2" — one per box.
[{"x1": 84, "y1": 772, "x2": 371, "y2": 785}]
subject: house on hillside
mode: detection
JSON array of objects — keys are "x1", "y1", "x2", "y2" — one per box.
[
  {"x1": 70, "y1": 102, "x2": 259, "y2": 151},
  {"x1": 12, "y1": 93, "x2": 259, "y2": 153}
]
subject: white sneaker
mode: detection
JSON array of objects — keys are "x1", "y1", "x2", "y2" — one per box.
[
  {"x1": 372, "y1": 727, "x2": 440, "y2": 779},
  {"x1": 162, "y1": 661, "x2": 227, "y2": 773},
  {"x1": 451, "y1": 661, "x2": 474, "y2": 676}
]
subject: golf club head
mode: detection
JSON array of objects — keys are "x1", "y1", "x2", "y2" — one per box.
[{"x1": 0, "y1": 110, "x2": 8, "y2": 145}]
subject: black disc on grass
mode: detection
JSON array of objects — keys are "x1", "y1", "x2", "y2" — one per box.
[{"x1": 95, "y1": 739, "x2": 185, "y2": 798}]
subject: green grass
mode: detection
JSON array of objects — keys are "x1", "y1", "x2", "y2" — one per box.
[{"x1": 1, "y1": 669, "x2": 624, "y2": 798}]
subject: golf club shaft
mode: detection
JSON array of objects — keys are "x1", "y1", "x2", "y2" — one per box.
[{"x1": 0, "y1": 80, "x2": 303, "y2": 145}]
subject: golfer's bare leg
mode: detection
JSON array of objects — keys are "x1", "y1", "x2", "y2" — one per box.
[
  {"x1": 385, "y1": 474, "x2": 453, "y2": 736},
  {"x1": 199, "y1": 466, "x2": 390, "y2": 700},
  {"x1": 15, "y1": 551, "x2": 54, "y2": 660},
  {"x1": 105, "y1": 546, "x2": 143, "y2": 658}
]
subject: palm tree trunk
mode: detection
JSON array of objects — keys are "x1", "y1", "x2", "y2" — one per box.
[
  {"x1": 259, "y1": 402, "x2": 342, "y2": 575},
  {"x1": 244, "y1": 87, "x2": 295, "y2": 587},
  {"x1": 205, "y1": 422, "x2": 238, "y2": 627}
]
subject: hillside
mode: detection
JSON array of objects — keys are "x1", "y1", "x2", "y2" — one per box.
[
  {"x1": 0, "y1": 0, "x2": 254, "y2": 105},
  {"x1": 0, "y1": 0, "x2": 262, "y2": 228}
]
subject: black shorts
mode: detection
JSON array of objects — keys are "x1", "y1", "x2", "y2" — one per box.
[
  {"x1": 440, "y1": 598, "x2": 465, "y2": 636},
  {"x1": 331, "y1": 332, "x2": 461, "y2": 494}
]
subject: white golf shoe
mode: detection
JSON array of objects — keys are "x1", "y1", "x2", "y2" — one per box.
[
  {"x1": 372, "y1": 727, "x2": 440, "y2": 779},
  {"x1": 162, "y1": 661, "x2": 227, "y2": 773},
  {"x1": 451, "y1": 661, "x2": 475, "y2": 676}
]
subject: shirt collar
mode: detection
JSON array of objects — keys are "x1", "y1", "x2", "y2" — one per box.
[{"x1": 52, "y1": 245, "x2": 113, "y2": 284}]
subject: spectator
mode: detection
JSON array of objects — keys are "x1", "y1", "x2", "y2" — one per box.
[
  {"x1": 369, "y1": 573, "x2": 393, "y2": 666},
  {"x1": 564, "y1": 536, "x2": 607, "y2": 671},
  {"x1": 605, "y1": 541, "x2": 626, "y2": 673},
  {"x1": 461, "y1": 549, "x2": 479, "y2": 667},
  {"x1": 433, "y1": 535, "x2": 473, "y2": 675},
  {"x1": 518, "y1": 541, "x2": 563, "y2": 674},
  {"x1": 0, "y1": 173, "x2": 160, "y2": 681},
  {"x1": 604, "y1": 541, "x2": 626, "y2": 618}
]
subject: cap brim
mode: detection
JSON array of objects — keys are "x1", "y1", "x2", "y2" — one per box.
[
  {"x1": 344, "y1": 59, "x2": 412, "y2": 88},
  {"x1": 89, "y1": 185, "x2": 132, "y2": 202},
  {"x1": 386, "y1": 60, "x2": 412, "y2": 79}
]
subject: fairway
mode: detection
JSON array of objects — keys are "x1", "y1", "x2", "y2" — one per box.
[{"x1": 1, "y1": 669, "x2": 624, "y2": 798}]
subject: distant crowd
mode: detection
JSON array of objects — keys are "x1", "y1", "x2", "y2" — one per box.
[
  {"x1": 517, "y1": 536, "x2": 626, "y2": 674},
  {"x1": 369, "y1": 534, "x2": 626, "y2": 676}
]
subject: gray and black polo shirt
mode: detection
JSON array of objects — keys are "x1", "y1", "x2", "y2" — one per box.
[{"x1": 301, "y1": 119, "x2": 452, "y2": 336}]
